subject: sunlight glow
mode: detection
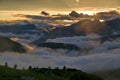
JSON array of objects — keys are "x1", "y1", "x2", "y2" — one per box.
[
  {"x1": 10, "y1": 37, "x2": 35, "y2": 51},
  {"x1": 22, "y1": 43, "x2": 35, "y2": 51},
  {"x1": 78, "y1": 11, "x2": 97, "y2": 15},
  {"x1": 10, "y1": 37, "x2": 20, "y2": 41},
  {"x1": 0, "y1": 8, "x2": 118, "y2": 21},
  {"x1": 76, "y1": 0, "x2": 80, "y2": 2},
  {"x1": 0, "y1": 10, "x2": 40, "y2": 21}
]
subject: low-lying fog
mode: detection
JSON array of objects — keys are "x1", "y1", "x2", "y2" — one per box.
[{"x1": 0, "y1": 35, "x2": 120, "y2": 72}]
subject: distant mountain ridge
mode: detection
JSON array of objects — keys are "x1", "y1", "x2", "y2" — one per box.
[
  {"x1": 38, "y1": 42, "x2": 80, "y2": 51},
  {"x1": 0, "y1": 18, "x2": 120, "y2": 46},
  {"x1": 32, "y1": 18, "x2": 120, "y2": 45},
  {"x1": 0, "y1": 24, "x2": 38, "y2": 34},
  {"x1": 49, "y1": 18, "x2": 120, "y2": 38}
]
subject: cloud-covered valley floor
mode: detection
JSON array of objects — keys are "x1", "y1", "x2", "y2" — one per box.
[{"x1": 0, "y1": 35, "x2": 120, "y2": 73}]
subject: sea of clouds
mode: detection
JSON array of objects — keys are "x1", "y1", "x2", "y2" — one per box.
[
  {"x1": 0, "y1": 48, "x2": 120, "y2": 72},
  {"x1": 0, "y1": 35, "x2": 120, "y2": 73},
  {"x1": 0, "y1": 9, "x2": 120, "y2": 72}
]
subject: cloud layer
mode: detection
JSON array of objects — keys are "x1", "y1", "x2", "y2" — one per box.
[
  {"x1": 0, "y1": 35, "x2": 120, "y2": 72},
  {"x1": 0, "y1": 48, "x2": 120, "y2": 72}
]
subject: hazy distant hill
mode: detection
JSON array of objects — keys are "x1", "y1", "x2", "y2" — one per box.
[
  {"x1": 38, "y1": 42, "x2": 80, "y2": 51},
  {"x1": 32, "y1": 18, "x2": 120, "y2": 45},
  {"x1": 0, "y1": 24, "x2": 40, "y2": 34},
  {"x1": 49, "y1": 18, "x2": 120, "y2": 38},
  {"x1": 0, "y1": 36, "x2": 26, "y2": 53}
]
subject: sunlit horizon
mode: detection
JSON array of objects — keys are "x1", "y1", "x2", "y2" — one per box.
[{"x1": 0, "y1": 7, "x2": 119, "y2": 21}]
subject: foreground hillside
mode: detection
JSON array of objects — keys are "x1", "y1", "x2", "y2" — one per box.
[
  {"x1": 93, "y1": 68, "x2": 120, "y2": 80},
  {"x1": 0, "y1": 36, "x2": 26, "y2": 53},
  {"x1": 0, "y1": 65, "x2": 102, "y2": 80}
]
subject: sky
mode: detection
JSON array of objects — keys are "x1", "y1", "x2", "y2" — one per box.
[{"x1": 0, "y1": 0, "x2": 119, "y2": 10}]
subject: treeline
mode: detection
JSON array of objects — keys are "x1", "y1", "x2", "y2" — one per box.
[{"x1": 3, "y1": 62, "x2": 103, "y2": 80}]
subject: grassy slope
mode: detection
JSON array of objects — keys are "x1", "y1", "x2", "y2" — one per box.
[
  {"x1": 93, "y1": 69, "x2": 120, "y2": 80},
  {"x1": 0, "y1": 65, "x2": 103, "y2": 80},
  {"x1": 0, "y1": 65, "x2": 58, "y2": 80}
]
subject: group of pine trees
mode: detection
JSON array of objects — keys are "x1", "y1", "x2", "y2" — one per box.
[{"x1": 5, "y1": 62, "x2": 17, "y2": 69}]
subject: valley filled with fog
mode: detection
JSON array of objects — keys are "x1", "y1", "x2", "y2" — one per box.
[{"x1": 0, "y1": 9, "x2": 120, "y2": 73}]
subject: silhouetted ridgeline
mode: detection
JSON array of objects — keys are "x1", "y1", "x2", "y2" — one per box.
[
  {"x1": 38, "y1": 42, "x2": 80, "y2": 51},
  {"x1": 0, "y1": 36, "x2": 26, "y2": 53}
]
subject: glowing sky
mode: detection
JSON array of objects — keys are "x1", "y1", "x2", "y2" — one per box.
[{"x1": 0, "y1": 0, "x2": 119, "y2": 10}]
